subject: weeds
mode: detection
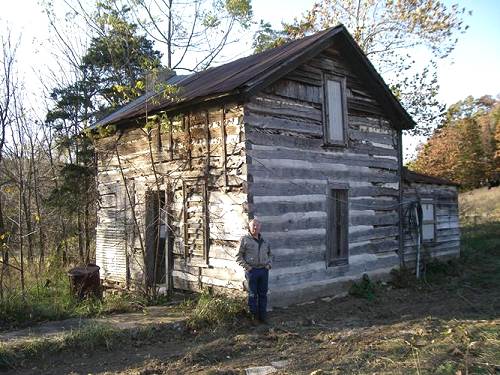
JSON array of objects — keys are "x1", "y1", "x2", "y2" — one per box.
[
  {"x1": 348, "y1": 274, "x2": 379, "y2": 300},
  {"x1": 424, "y1": 258, "x2": 461, "y2": 282},
  {"x1": 186, "y1": 291, "x2": 245, "y2": 330},
  {"x1": 390, "y1": 266, "x2": 417, "y2": 289},
  {"x1": 0, "y1": 266, "x2": 144, "y2": 329},
  {"x1": 0, "y1": 323, "x2": 161, "y2": 370}
]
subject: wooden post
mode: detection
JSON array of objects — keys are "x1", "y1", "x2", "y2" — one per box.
[
  {"x1": 124, "y1": 180, "x2": 135, "y2": 290},
  {"x1": 397, "y1": 130, "x2": 405, "y2": 267},
  {"x1": 202, "y1": 179, "x2": 210, "y2": 265},
  {"x1": 220, "y1": 107, "x2": 228, "y2": 190},
  {"x1": 186, "y1": 114, "x2": 192, "y2": 169},
  {"x1": 204, "y1": 110, "x2": 211, "y2": 177},
  {"x1": 164, "y1": 186, "x2": 174, "y2": 296},
  {"x1": 182, "y1": 180, "x2": 189, "y2": 258},
  {"x1": 168, "y1": 119, "x2": 173, "y2": 161}
]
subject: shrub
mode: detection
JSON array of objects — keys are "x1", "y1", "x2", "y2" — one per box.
[{"x1": 348, "y1": 274, "x2": 378, "y2": 300}]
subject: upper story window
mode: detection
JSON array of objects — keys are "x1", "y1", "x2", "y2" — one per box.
[{"x1": 323, "y1": 74, "x2": 348, "y2": 146}]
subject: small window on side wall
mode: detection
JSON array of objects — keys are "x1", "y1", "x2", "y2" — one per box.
[
  {"x1": 323, "y1": 74, "x2": 348, "y2": 146},
  {"x1": 421, "y1": 199, "x2": 435, "y2": 242},
  {"x1": 326, "y1": 185, "x2": 349, "y2": 266}
]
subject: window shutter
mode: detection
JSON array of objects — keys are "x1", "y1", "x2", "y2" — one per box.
[
  {"x1": 323, "y1": 75, "x2": 347, "y2": 146},
  {"x1": 421, "y1": 200, "x2": 435, "y2": 241},
  {"x1": 327, "y1": 80, "x2": 344, "y2": 142},
  {"x1": 327, "y1": 187, "x2": 349, "y2": 266}
]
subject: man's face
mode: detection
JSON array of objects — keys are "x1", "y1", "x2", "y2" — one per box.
[{"x1": 249, "y1": 220, "x2": 261, "y2": 237}]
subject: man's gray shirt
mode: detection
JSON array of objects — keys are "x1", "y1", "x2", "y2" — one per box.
[{"x1": 236, "y1": 233, "x2": 272, "y2": 271}]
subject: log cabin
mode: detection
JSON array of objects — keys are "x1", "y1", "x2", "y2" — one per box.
[{"x1": 91, "y1": 25, "x2": 460, "y2": 306}]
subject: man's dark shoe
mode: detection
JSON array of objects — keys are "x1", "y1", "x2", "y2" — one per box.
[{"x1": 258, "y1": 318, "x2": 269, "y2": 325}]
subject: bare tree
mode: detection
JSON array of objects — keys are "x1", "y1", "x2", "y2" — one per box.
[
  {"x1": 0, "y1": 30, "x2": 19, "y2": 288},
  {"x1": 63, "y1": 0, "x2": 254, "y2": 72}
]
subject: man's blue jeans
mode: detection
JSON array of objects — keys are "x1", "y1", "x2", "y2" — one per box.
[{"x1": 246, "y1": 267, "x2": 268, "y2": 321}]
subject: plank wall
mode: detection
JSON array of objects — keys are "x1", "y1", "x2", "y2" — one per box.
[
  {"x1": 244, "y1": 46, "x2": 402, "y2": 306},
  {"x1": 95, "y1": 104, "x2": 248, "y2": 292},
  {"x1": 402, "y1": 182, "x2": 460, "y2": 265}
]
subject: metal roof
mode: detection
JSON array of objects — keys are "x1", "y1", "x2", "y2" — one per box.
[
  {"x1": 93, "y1": 25, "x2": 415, "y2": 130},
  {"x1": 403, "y1": 167, "x2": 460, "y2": 186}
]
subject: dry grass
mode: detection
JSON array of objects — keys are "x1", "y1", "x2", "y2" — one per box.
[{"x1": 460, "y1": 186, "x2": 500, "y2": 224}]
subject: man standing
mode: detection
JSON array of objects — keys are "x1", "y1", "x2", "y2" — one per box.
[{"x1": 236, "y1": 219, "x2": 272, "y2": 323}]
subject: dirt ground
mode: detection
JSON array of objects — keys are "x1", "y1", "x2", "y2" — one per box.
[
  {"x1": 7, "y1": 279, "x2": 499, "y2": 374},
  {"x1": 5, "y1": 225, "x2": 500, "y2": 375}
]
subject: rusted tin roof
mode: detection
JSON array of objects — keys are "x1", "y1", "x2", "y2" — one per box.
[
  {"x1": 93, "y1": 24, "x2": 415, "y2": 130},
  {"x1": 403, "y1": 167, "x2": 460, "y2": 186}
]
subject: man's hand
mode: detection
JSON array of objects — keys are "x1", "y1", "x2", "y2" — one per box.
[
  {"x1": 266, "y1": 264, "x2": 271, "y2": 270},
  {"x1": 247, "y1": 267, "x2": 252, "y2": 272}
]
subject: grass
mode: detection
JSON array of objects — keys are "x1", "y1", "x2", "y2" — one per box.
[
  {"x1": 185, "y1": 291, "x2": 246, "y2": 330},
  {"x1": 459, "y1": 186, "x2": 500, "y2": 223},
  {"x1": 0, "y1": 323, "x2": 161, "y2": 369},
  {"x1": 334, "y1": 318, "x2": 499, "y2": 374},
  {"x1": 459, "y1": 222, "x2": 500, "y2": 287},
  {"x1": 0, "y1": 265, "x2": 145, "y2": 330},
  {"x1": 0, "y1": 290, "x2": 246, "y2": 369}
]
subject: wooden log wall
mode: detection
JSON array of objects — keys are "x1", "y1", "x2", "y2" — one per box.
[
  {"x1": 402, "y1": 182, "x2": 460, "y2": 266},
  {"x1": 94, "y1": 104, "x2": 248, "y2": 292},
  {"x1": 244, "y1": 46, "x2": 402, "y2": 306}
]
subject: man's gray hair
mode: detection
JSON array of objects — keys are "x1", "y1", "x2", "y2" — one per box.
[{"x1": 248, "y1": 218, "x2": 261, "y2": 227}]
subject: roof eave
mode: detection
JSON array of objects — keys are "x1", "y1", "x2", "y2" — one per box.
[{"x1": 91, "y1": 89, "x2": 244, "y2": 130}]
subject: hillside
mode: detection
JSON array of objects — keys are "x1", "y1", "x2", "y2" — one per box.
[{"x1": 459, "y1": 186, "x2": 500, "y2": 223}]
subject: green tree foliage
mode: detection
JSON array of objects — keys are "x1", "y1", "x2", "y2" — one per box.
[
  {"x1": 45, "y1": 2, "x2": 163, "y2": 263},
  {"x1": 253, "y1": 0, "x2": 469, "y2": 136},
  {"x1": 47, "y1": 3, "x2": 163, "y2": 126},
  {"x1": 409, "y1": 95, "x2": 500, "y2": 191},
  {"x1": 82, "y1": 3, "x2": 162, "y2": 112},
  {"x1": 252, "y1": 20, "x2": 287, "y2": 53}
]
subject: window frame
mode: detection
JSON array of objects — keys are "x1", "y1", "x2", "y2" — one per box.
[
  {"x1": 420, "y1": 198, "x2": 436, "y2": 243},
  {"x1": 326, "y1": 182, "x2": 349, "y2": 267},
  {"x1": 322, "y1": 73, "x2": 348, "y2": 147},
  {"x1": 182, "y1": 178, "x2": 210, "y2": 264}
]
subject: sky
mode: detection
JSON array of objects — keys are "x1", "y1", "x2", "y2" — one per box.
[
  {"x1": 251, "y1": 0, "x2": 500, "y2": 105},
  {"x1": 1, "y1": 0, "x2": 499, "y2": 158}
]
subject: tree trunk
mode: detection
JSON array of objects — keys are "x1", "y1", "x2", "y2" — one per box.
[
  {"x1": 0, "y1": 198, "x2": 7, "y2": 272},
  {"x1": 21, "y1": 188, "x2": 34, "y2": 262},
  {"x1": 84, "y1": 200, "x2": 91, "y2": 264},
  {"x1": 19, "y1": 180, "x2": 25, "y2": 294},
  {"x1": 77, "y1": 210, "x2": 84, "y2": 264}
]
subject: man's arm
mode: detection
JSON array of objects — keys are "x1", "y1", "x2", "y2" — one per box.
[
  {"x1": 266, "y1": 242, "x2": 272, "y2": 269},
  {"x1": 236, "y1": 237, "x2": 251, "y2": 271}
]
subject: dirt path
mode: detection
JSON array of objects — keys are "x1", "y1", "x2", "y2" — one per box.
[
  {"x1": 5, "y1": 283, "x2": 500, "y2": 375},
  {"x1": 0, "y1": 306, "x2": 185, "y2": 345},
  {"x1": 3, "y1": 224, "x2": 500, "y2": 374}
]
